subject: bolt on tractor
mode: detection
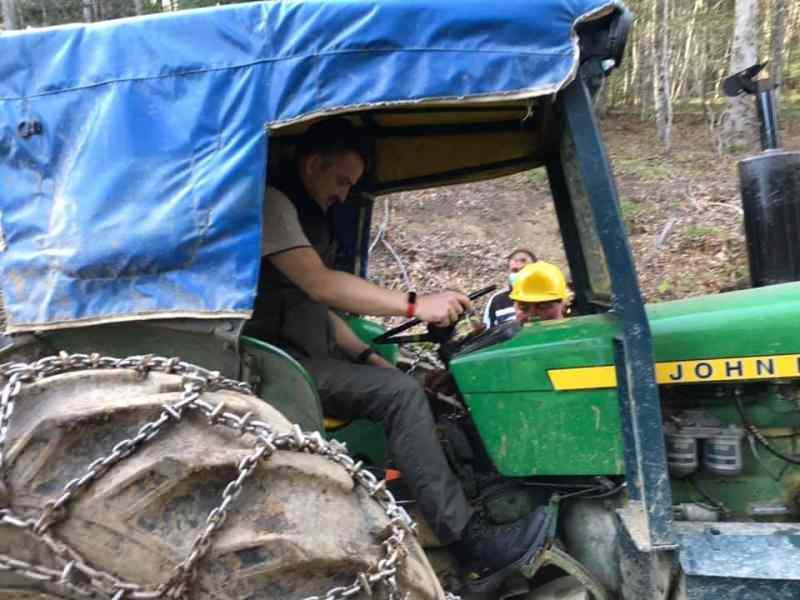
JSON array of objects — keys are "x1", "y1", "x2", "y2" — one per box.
[{"x1": 1, "y1": 1, "x2": 799, "y2": 599}]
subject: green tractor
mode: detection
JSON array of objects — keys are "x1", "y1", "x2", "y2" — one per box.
[{"x1": 1, "y1": 0, "x2": 800, "y2": 599}]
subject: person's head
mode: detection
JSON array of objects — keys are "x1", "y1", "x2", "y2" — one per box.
[
  {"x1": 514, "y1": 298, "x2": 564, "y2": 323},
  {"x1": 296, "y1": 118, "x2": 370, "y2": 213},
  {"x1": 509, "y1": 261, "x2": 568, "y2": 323},
  {"x1": 506, "y1": 248, "x2": 537, "y2": 288}
]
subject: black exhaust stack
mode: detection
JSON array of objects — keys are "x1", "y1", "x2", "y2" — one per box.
[{"x1": 724, "y1": 63, "x2": 800, "y2": 287}]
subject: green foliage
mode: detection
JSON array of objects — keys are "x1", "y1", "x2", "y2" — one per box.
[
  {"x1": 684, "y1": 225, "x2": 721, "y2": 239},
  {"x1": 615, "y1": 158, "x2": 670, "y2": 182},
  {"x1": 524, "y1": 168, "x2": 548, "y2": 187},
  {"x1": 656, "y1": 272, "x2": 704, "y2": 299},
  {"x1": 620, "y1": 197, "x2": 643, "y2": 221}
]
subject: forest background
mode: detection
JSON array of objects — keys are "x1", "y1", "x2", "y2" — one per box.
[{"x1": 3, "y1": 0, "x2": 799, "y2": 313}]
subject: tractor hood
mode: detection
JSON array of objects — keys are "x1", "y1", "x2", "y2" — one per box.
[
  {"x1": 452, "y1": 282, "x2": 800, "y2": 394},
  {"x1": 452, "y1": 282, "x2": 800, "y2": 477}
]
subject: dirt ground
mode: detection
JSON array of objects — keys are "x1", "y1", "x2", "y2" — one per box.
[{"x1": 368, "y1": 113, "x2": 800, "y2": 319}]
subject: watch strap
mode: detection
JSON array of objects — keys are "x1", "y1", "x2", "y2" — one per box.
[
  {"x1": 406, "y1": 291, "x2": 417, "y2": 318},
  {"x1": 356, "y1": 347, "x2": 376, "y2": 364}
]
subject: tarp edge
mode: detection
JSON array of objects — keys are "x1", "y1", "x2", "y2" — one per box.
[{"x1": 4, "y1": 310, "x2": 252, "y2": 335}]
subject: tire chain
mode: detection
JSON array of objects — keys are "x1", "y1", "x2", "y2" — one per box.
[{"x1": 0, "y1": 352, "x2": 422, "y2": 600}]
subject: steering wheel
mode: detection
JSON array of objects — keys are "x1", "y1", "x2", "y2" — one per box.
[{"x1": 372, "y1": 285, "x2": 497, "y2": 345}]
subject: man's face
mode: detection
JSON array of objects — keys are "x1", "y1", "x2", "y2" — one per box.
[
  {"x1": 508, "y1": 251, "x2": 534, "y2": 275},
  {"x1": 515, "y1": 300, "x2": 564, "y2": 323},
  {"x1": 302, "y1": 150, "x2": 365, "y2": 213}
]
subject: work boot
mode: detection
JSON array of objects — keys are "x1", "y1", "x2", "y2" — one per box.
[{"x1": 451, "y1": 506, "x2": 550, "y2": 581}]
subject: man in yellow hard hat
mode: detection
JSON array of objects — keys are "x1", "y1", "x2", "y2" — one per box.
[
  {"x1": 425, "y1": 262, "x2": 569, "y2": 399},
  {"x1": 509, "y1": 261, "x2": 569, "y2": 323}
]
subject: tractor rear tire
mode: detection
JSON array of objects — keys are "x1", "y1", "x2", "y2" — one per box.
[{"x1": 0, "y1": 368, "x2": 444, "y2": 599}]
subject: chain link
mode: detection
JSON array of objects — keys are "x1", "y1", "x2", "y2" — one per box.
[
  {"x1": 0, "y1": 352, "x2": 415, "y2": 600},
  {"x1": 402, "y1": 347, "x2": 442, "y2": 375},
  {"x1": 406, "y1": 354, "x2": 423, "y2": 375}
]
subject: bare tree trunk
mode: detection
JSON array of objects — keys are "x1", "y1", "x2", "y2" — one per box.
[
  {"x1": 2, "y1": 0, "x2": 17, "y2": 30},
  {"x1": 785, "y1": 1, "x2": 799, "y2": 90},
  {"x1": 625, "y1": 28, "x2": 639, "y2": 107},
  {"x1": 629, "y1": 30, "x2": 638, "y2": 107},
  {"x1": 790, "y1": 3, "x2": 800, "y2": 108},
  {"x1": 134, "y1": 0, "x2": 145, "y2": 15},
  {"x1": 720, "y1": 0, "x2": 759, "y2": 151},
  {"x1": 619, "y1": 33, "x2": 632, "y2": 107},
  {"x1": 786, "y1": 0, "x2": 799, "y2": 51},
  {"x1": 82, "y1": 0, "x2": 94, "y2": 22},
  {"x1": 653, "y1": 0, "x2": 672, "y2": 149},
  {"x1": 770, "y1": 0, "x2": 786, "y2": 101},
  {"x1": 672, "y1": 0, "x2": 704, "y2": 103},
  {"x1": 667, "y1": 0, "x2": 681, "y2": 101},
  {"x1": 641, "y1": 7, "x2": 656, "y2": 120},
  {"x1": 693, "y1": 23, "x2": 708, "y2": 101}
]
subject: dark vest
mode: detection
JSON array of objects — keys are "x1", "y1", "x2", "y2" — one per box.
[{"x1": 250, "y1": 175, "x2": 338, "y2": 358}]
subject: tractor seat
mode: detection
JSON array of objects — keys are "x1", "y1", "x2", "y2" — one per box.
[{"x1": 239, "y1": 336, "x2": 375, "y2": 435}]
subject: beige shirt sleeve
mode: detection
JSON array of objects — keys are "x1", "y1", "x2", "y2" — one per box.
[{"x1": 261, "y1": 185, "x2": 312, "y2": 256}]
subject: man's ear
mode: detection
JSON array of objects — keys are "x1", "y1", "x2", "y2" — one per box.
[{"x1": 303, "y1": 153, "x2": 323, "y2": 177}]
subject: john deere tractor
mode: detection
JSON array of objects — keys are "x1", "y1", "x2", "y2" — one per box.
[{"x1": 1, "y1": 0, "x2": 799, "y2": 599}]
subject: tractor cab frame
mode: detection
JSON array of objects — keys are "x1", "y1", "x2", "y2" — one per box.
[{"x1": 4, "y1": 1, "x2": 800, "y2": 598}]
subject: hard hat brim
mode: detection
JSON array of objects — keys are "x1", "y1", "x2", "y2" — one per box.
[{"x1": 509, "y1": 292, "x2": 565, "y2": 303}]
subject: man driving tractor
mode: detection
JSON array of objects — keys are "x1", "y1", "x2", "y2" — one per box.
[{"x1": 247, "y1": 118, "x2": 548, "y2": 580}]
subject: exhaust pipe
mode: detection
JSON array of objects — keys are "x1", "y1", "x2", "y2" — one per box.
[{"x1": 725, "y1": 63, "x2": 800, "y2": 287}]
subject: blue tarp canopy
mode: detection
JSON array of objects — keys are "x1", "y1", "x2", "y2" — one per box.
[{"x1": 0, "y1": 0, "x2": 620, "y2": 333}]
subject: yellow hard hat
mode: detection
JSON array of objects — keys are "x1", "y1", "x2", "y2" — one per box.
[{"x1": 509, "y1": 261, "x2": 568, "y2": 303}]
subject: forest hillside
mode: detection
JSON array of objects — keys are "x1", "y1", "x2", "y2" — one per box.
[{"x1": 368, "y1": 113, "x2": 800, "y2": 318}]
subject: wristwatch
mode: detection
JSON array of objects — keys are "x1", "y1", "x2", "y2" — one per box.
[{"x1": 356, "y1": 347, "x2": 376, "y2": 364}]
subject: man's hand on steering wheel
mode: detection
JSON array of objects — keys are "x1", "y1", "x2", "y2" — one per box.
[
  {"x1": 373, "y1": 285, "x2": 495, "y2": 346},
  {"x1": 415, "y1": 291, "x2": 472, "y2": 327}
]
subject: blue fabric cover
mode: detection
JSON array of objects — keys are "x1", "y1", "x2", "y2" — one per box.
[{"x1": 0, "y1": 0, "x2": 619, "y2": 332}]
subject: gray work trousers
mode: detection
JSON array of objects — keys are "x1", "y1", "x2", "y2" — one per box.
[{"x1": 300, "y1": 357, "x2": 474, "y2": 544}]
